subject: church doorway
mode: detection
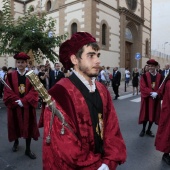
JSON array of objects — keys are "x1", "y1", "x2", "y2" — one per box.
[{"x1": 125, "y1": 42, "x2": 132, "y2": 69}]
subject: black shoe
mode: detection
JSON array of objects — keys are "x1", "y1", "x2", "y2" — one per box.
[
  {"x1": 162, "y1": 154, "x2": 170, "y2": 165},
  {"x1": 139, "y1": 130, "x2": 145, "y2": 137},
  {"x1": 146, "y1": 130, "x2": 155, "y2": 137},
  {"x1": 25, "y1": 150, "x2": 36, "y2": 159},
  {"x1": 12, "y1": 141, "x2": 19, "y2": 152}
]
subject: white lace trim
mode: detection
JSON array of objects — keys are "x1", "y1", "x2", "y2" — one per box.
[{"x1": 73, "y1": 70, "x2": 96, "y2": 92}]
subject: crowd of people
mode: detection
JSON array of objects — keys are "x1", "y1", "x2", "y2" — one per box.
[{"x1": 0, "y1": 31, "x2": 170, "y2": 169}]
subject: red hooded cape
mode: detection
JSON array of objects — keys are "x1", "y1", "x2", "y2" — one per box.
[
  {"x1": 139, "y1": 72, "x2": 162, "y2": 124},
  {"x1": 40, "y1": 78, "x2": 126, "y2": 170},
  {"x1": 3, "y1": 71, "x2": 40, "y2": 142}
]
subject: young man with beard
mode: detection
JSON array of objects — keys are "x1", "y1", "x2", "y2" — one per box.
[
  {"x1": 3, "y1": 52, "x2": 40, "y2": 159},
  {"x1": 41, "y1": 32, "x2": 126, "y2": 170}
]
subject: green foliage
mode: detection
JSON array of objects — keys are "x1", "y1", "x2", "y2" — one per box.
[{"x1": 0, "y1": 0, "x2": 68, "y2": 63}]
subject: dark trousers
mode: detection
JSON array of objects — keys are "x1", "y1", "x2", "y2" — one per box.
[
  {"x1": 112, "y1": 84, "x2": 119, "y2": 97},
  {"x1": 0, "y1": 82, "x2": 4, "y2": 98}
]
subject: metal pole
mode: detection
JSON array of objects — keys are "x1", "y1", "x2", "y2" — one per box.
[
  {"x1": 137, "y1": 60, "x2": 139, "y2": 69},
  {"x1": 124, "y1": 78, "x2": 126, "y2": 92}
]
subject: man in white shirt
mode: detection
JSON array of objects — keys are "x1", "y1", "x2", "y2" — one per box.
[
  {"x1": 125, "y1": 67, "x2": 130, "y2": 86},
  {"x1": 161, "y1": 63, "x2": 170, "y2": 78},
  {"x1": 100, "y1": 66, "x2": 107, "y2": 86},
  {"x1": 0, "y1": 66, "x2": 7, "y2": 98}
]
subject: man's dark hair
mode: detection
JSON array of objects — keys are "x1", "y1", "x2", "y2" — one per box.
[
  {"x1": 76, "y1": 42, "x2": 100, "y2": 59},
  {"x1": 2, "y1": 66, "x2": 7, "y2": 72}
]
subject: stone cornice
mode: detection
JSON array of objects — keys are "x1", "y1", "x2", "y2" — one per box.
[
  {"x1": 118, "y1": 7, "x2": 144, "y2": 25},
  {"x1": 14, "y1": 0, "x2": 34, "y2": 4}
]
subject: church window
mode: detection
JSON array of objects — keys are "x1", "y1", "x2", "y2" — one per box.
[
  {"x1": 47, "y1": 0, "x2": 51, "y2": 12},
  {"x1": 145, "y1": 40, "x2": 149, "y2": 56},
  {"x1": 71, "y1": 23, "x2": 77, "y2": 35},
  {"x1": 102, "y1": 24, "x2": 106, "y2": 45},
  {"x1": 125, "y1": 28, "x2": 133, "y2": 41},
  {"x1": 126, "y1": 0, "x2": 137, "y2": 11}
]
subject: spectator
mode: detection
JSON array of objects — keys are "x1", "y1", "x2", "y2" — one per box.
[
  {"x1": 100, "y1": 66, "x2": 107, "y2": 86},
  {"x1": 0, "y1": 66, "x2": 7, "y2": 98},
  {"x1": 38, "y1": 65, "x2": 48, "y2": 88},
  {"x1": 125, "y1": 67, "x2": 130, "y2": 87},
  {"x1": 112, "y1": 67, "x2": 121, "y2": 100},
  {"x1": 132, "y1": 68, "x2": 139, "y2": 95},
  {"x1": 161, "y1": 63, "x2": 170, "y2": 78},
  {"x1": 49, "y1": 63, "x2": 65, "y2": 89}
]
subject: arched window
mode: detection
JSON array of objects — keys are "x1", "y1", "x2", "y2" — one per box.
[
  {"x1": 102, "y1": 24, "x2": 106, "y2": 45},
  {"x1": 47, "y1": 0, "x2": 51, "y2": 12},
  {"x1": 71, "y1": 23, "x2": 77, "y2": 35},
  {"x1": 145, "y1": 40, "x2": 149, "y2": 56},
  {"x1": 125, "y1": 28, "x2": 133, "y2": 41}
]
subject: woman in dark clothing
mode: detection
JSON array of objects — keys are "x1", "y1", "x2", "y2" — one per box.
[{"x1": 132, "y1": 68, "x2": 139, "y2": 95}]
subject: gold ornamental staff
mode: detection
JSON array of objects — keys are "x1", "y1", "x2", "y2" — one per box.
[
  {"x1": 159, "y1": 72, "x2": 170, "y2": 89},
  {"x1": 0, "y1": 77, "x2": 12, "y2": 90},
  {"x1": 25, "y1": 70, "x2": 75, "y2": 144}
]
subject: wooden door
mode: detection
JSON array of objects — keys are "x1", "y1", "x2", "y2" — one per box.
[{"x1": 125, "y1": 42, "x2": 132, "y2": 69}]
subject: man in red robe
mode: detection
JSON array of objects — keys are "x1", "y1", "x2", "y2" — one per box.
[
  {"x1": 155, "y1": 73, "x2": 170, "y2": 165},
  {"x1": 139, "y1": 59, "x2": 163, "y2": 137},
  {"x1": 3, "y1": 52, "x2": 40, "y2": 159},
  {"x1": 40, "y1": 32, "x2": 126, "y2": 170}
]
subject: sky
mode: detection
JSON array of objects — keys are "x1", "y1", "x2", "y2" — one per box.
[{"x1": 152, "y1": 0, "x2": 170, "y2": 54}]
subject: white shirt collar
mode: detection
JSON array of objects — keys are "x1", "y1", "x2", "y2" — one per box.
[
  {"x1": 17, "y1": 68, "x2": 27, "y2": 76},
  {"x1": 73, "y1": 70, "x2": 96, "y2": 92},
  {"x1": 149, "y1": 71, "x2": 157, "y2": 76}
]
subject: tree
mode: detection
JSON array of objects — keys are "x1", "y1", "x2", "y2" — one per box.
[{"x1": 0, "y1": 0, "x2": 67, "y2": 63}]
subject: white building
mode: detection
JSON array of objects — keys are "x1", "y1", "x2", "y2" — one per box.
[{"x1": 0, "y1": 0, "x2": 152, "y2": 73}]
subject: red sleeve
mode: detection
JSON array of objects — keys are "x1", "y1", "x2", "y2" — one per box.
[
  {"x1": 102, "y1": 90, "x2": 126, "y2": 169},
  {"x1": 140, "y1": 76, "x2": 152, "y2": 98},
  {"x1": 3, "y1": 76, "x2": 20, "y2": 109},
  {"x1": 43, "y1": 105, "x2": 102, "y2": 169}
]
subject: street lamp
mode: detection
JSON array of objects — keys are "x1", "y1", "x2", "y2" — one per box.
[{"x1": 164, "y1": 42, "x2": 169, "y2": 57}]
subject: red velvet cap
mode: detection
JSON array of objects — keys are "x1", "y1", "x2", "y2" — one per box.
[
  {"x1": 13, "y1": 52, "x2": 30, "y2": 60},
  {"x1": 146, "y1": 59, "x2": 158, "y2": 66},
  {"x1": 59, "y1": 32, "x2": 96, "y2": 70}
]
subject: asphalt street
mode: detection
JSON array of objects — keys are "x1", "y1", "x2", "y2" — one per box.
[{"x1": 0, "y1": 83, "x2": 169, "y2": 170}]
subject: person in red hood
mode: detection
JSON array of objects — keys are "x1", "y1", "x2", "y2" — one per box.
[
  {"x1": 155, "y1": 71, "x2": 170, "y2": 165},
  {"x1": 3, "y1": 52, "x2": 40, "y2": 159},
  {"x1": 40, "y1": 32, "x2": 126, "y2": 170},
  {"x1": 139, "y1": 59, "x2": 163, "y2": 137}
]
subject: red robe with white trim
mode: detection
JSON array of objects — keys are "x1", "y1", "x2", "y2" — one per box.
[
  {"x1": 3, "y1": 71, "x2": 40, "y2": 142},
  {"x1": 155, "y1": 78, "x2": 170, "y2": 153},
  {"x1": 41, "y1": 77, "x2": 126, "y2": 170},
  {"x1": 138, "y1": 72, "x2": 162, "y2": 124}
]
